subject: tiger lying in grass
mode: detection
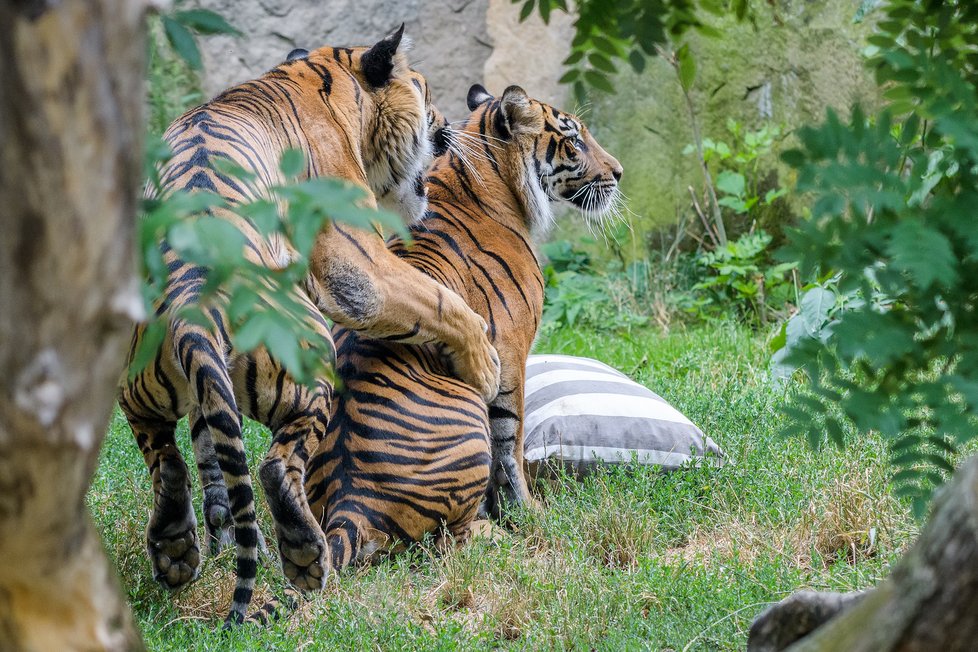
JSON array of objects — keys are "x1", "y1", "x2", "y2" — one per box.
[
  {"x1": 303, "y1": 83, "x2": 623, "y2": 568},
  {"x1": 118, "y1": 27, "x2": 499, "y2": 625}
]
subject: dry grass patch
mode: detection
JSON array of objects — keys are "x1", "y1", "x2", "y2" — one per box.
[
  {"x1": 423, "y1": 538, "x2": 565, "y2": 642},
  {"x1": 659, "y1": 515, "x2": 803, "y2": 569},
  {"x1": 793, "y1": 465, "x2": 909, "y2": 568}
]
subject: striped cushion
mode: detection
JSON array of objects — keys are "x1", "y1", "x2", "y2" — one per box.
[{"x1": 524, "y1": 354, "x2": 725, "y2": 475}]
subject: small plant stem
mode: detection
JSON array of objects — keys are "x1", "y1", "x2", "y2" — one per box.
[
  {"x1": 688, "y1": 186, "x2": 720, "y2": 248},
  {"x1": 673, "y1": 66, "x2": 728, "y2": 246},
  {"x1": 666, "y1": 207, "x2": 689, "y2": 262}
]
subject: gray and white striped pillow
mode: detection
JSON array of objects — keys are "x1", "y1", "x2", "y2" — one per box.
[{"x1": 524, "y1": 354, "x2": 725, "y2": 476}]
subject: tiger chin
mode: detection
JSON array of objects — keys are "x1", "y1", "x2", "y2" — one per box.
[{"x1": 302, "y1": 84, "x2": 623, "y2": 572}]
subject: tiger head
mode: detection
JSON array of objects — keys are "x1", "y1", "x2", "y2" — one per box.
[
  {"x1": 347, "y1": 25, "x2": 441, "y2": 222},
  {"x1": 294, "y1": 25, "x2": 445, "y2": 223},
  {"x1": 456, "y1": 84, "x2": 623, "y2": 234}
]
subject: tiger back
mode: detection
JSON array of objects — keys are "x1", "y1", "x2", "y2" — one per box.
[{"x1": 303, "y1": 84, "x2": 623, "y2": 567}]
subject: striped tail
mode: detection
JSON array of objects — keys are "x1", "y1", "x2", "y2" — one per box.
[{"x1": 171, "y1": 319, "x2": 261, "y2": 625}]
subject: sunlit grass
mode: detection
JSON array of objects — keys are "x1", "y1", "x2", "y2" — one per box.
[{"x1": 90, "y1": 323, "x2": 914, "y2": 650}]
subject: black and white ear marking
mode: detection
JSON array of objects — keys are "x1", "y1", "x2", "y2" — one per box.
[
  {"x1": 286, "y1": 48, "x2": 309, "y2": 62},
  {"x1": 466, "y1": 83, "x2": 493, "y2": 111},
  {"x1": 361, "y1": 23, "x2": 405, "y2": 88},
  {"x1": 497, "y1": 85, "x2": 537, "y2": 138}
]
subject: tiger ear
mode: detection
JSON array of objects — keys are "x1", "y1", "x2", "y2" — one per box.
[
  {"x1": 497, "y1": 85, "x2": 540, "y2": 138},
  {"x1": 286, "y1": 48, "x2": 309, "y2": 62},
  {"x1": 467, "y1": 84, "x2": 493, "y2": 111},
  {"x1": 361, "y1": 24, "x2": 405, "y2": 87}
]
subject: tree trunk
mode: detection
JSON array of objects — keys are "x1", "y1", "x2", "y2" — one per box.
[
  {"x1": 748, "y1": 453, "x2": 978, "y2": 652},
  {"x1": 0, "y1": 0, "x2": 147, "y2": 649}
]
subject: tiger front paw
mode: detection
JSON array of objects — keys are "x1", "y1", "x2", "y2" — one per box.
[
  {"x1": 279, "y1": 534, "x2": 327, "y2": 592},
  {"x1": 480, "y1": 456, "x2": 538, "y2": 521},
  {"x1": 147, "y1": 455, "x2": 201, "y2": 589},
  {"x1": 445, "y1": 316, "x2": 501, "y2": 403}
]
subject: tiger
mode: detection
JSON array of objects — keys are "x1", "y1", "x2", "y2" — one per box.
[
  {"x1": 302, "y1": 83, "x2": 623, "y2": 569},
  {"x1": 118, "y1": 26, "x2": 500, "y2": 626}
]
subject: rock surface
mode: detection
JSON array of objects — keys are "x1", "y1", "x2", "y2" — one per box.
[
  {"x1": 191, "y1": 0, "x2": 493, "y2": 119},
  {"x1": 191, "y1": 0, "x2": 880, "y2": 244}
]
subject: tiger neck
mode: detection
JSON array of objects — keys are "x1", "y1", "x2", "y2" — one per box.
[{"x1": 429, "y1": 152, "x2": 551, "y2": 238}]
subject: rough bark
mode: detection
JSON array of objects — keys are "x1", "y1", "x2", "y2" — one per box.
[
  {"x1": 0, "y1": 0, "x2": 147, "y2": 649},
  {"x1": 748, "y1": 454, "x2": 978, "y2": 652}
]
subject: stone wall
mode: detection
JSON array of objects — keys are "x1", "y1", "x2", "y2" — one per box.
[
  {"x1": 193, "y1": 0, "x2": 572, "y2": 118},
  {"x1": 192, "y1": 0, "x2": 879, "y2": 250},
  {"x1": 192, "y1": 0, "x2": 492, "y2": 119}
]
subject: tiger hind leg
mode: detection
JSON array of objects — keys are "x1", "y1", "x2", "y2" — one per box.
[
  {"x1": 128, "y1": 416, "x2": 202, "y2": 589},
  {"x1": 261, "y1": 407, "x2": 329, "y2": 591},
  {"x1": 173, "y1": 323, "x2": 259, "y2": 625},
  {"x1": 481, "y1": 398, "x2": 536, "y2": 521}
]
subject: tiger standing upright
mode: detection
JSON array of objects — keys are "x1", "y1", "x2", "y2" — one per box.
[{"x1": 118, "y1": 26, "x2": 500, "y2": 625}]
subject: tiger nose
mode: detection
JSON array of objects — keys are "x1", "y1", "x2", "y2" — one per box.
[{"x1": 612, "y1": 165, "x2": 623, "y2": 182}]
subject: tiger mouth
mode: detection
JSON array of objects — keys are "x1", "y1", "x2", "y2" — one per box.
[
  {"x1": 558, "y1": 180, "x2": 617, "y2": 215},
  {"x1": 432, "y1": 125, "x2": 452, "y2": 157}
]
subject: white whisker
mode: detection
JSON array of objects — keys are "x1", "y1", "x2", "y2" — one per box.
[
  {"x1": 452, "y1": 129, "x2": 504, "y2": 151},
  {"x1": 448, "y1": 139, "x2": 487, "y2": 188}
]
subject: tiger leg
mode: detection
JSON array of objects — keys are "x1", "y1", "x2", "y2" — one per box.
[
  {"x1": 260, "y1": 405, "x2": 329, "y2": 592},
  {"x1": 173, "y1": 323, "x2": 259, "y2": 625},
  {"x1": 128, "y1": 416, "x2": 202, "y2": 589},
  {"x1": 323, "y1": 516, "x2": 366, "y2": 572},
  {"x1": 188, "y1": 408, "x2": 233, "y2": 554},
  {"x1": 482, "y1": 377, "x2": 535, "y2": 520}
]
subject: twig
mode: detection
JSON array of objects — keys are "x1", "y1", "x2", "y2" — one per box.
[
  {"x1": 659, "y1": 43, "x2": 727, "y2": 247},
  {"x1": 666, "y1": 207, "x2": 689, "y2": 262},
  {"x1": 689, "y1": 186, "x2": 720, "y2": 249}
]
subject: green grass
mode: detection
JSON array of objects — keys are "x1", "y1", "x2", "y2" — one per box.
[{"x1": 89, "y1": 322, "x2": 914, "y2": 650}]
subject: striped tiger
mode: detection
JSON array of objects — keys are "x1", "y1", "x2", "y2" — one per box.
[
  {"x1": 303, "y1": 84, "x2": 623, "y2": 568},
  {"x1": 118, "y1": 27, "x2": 500, "y2": 625}
]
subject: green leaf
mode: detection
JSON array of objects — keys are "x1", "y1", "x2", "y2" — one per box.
[
  {"x1": 279, "y1": 148, "x2": 306, "y2": 178},
  {"x1": 238, "y1": 200, "x2": 281, "y2": 235},
  {"x1": 717, "y1": 196, "x2": 748, "y2": 213},
  {"x1": 588, "y1": 52, "x2": 617, "y2": 74},
  {"x1": 173, "y1": 9, "x2": 242, "y2": 36},
  {"x1": 628, "y1": 49, "x2": 646, "y2": 73},
  {"x1": 211, "y1": 157, "x2": 257, "y2": 182},
  {"x1": 558, "y1": 68, "x2": 580, "y2": 84},
  {"x1": 770, "y1": 321, "x2": 787, "y2": 353},
  {"x1": 715, "y1": 170, "x2": 746, "y2": 197},
  {"x1": 564, "y1": 49, "x2": 585, "y2": 66},
  {"x1": 676, "y1": 43, "x2": 696, "y2": 91},
  {"x1": 591, "y1": 35, "x2": 619, "y2": 56},
  {"x1": 162, "y1": 15, "x2": 202, "y2": 70},
  {"x1": 887, "y1": 220, "x2": 958, "y2": 289},
  {"x1": 583, "y1": 70, "x2": 615, "y2": 93},
  {"x1": 519, "y1": 0, "x2": 535, "y2": 22},
  {"x1": 798, "y1": 287, "x2": 836, "y2": 337},
  {"x1": 128, "y1": 318, "x2": 168, "y2": 379}
]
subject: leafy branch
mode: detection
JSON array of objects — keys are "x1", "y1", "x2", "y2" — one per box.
[
  {"x1": 773, "y1": 0, "x2": 978, "y2": 516},
  {"x1": 514, "y1": 0, "x2": 751, "y2": 99},
  {"x1": 134, "y1": 142, "x2": 404, "y2": 386}
]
